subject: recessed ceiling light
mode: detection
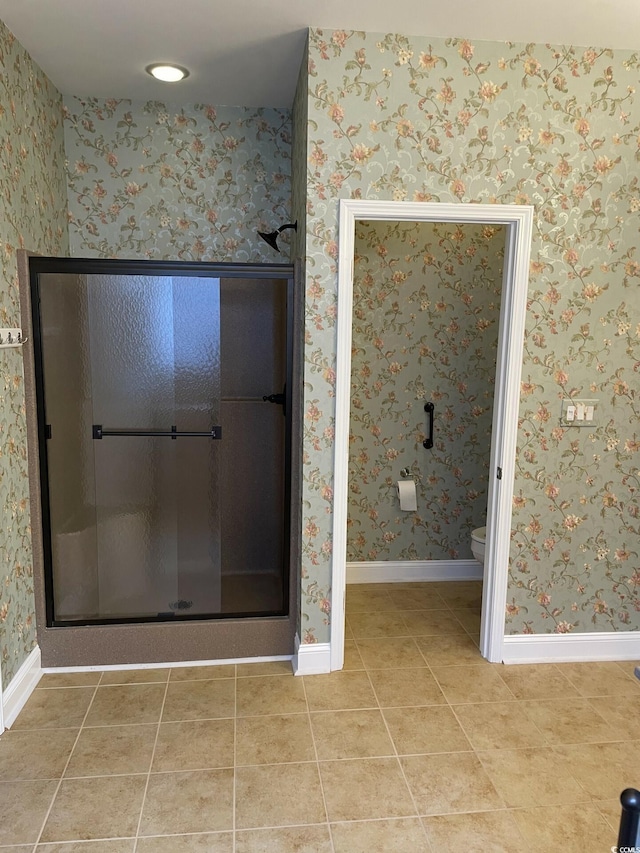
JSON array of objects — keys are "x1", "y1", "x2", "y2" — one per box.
[{"x1": 145, "y1": 63, "x2": 190, "y2": 83}]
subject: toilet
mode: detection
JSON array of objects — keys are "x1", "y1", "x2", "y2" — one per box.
[{"x1": 471, "y1": 526, "x2": 486, "y2": 565}]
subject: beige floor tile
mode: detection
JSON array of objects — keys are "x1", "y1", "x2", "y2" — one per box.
[
  {"x1": 615, "y1": 660, "x2": 640, "y2": 680},
  {"x1": 449, "y1": 608, "x2": 482, "y2": 634},
  {"x1": 136, "y1": 834, "x2": 232, "y2": 852},
  {"x1": 303, "y1": 671, "x2": 376, "y2": 712},
  {"x1": 512, "y1": 803, "x2": 613, "y2": 853},
  {"x1": 236, "y1": 714, "x2": 315, "y2": 765},
  {"x1": 11, "y1": 687, "x2": 95, "y2": 730},
  {"x1": 152, "y1": 719, "x2": 235, "y2": 771},
  {"x1": 0, "y1": 728, "x2": 78, "y2": 780},
  {"x1": 453, "y1": 702, "x2": 546, "y2": 749},
  {"x1": 383, "y1": 705, "x2": 471, "y2": 755},
  {"x1": 38, "y1": 672, "x2": 103, "y2": 688},
  {"x1": 65, "y1": 724, "x2": 156, "y2": 777},
  {"x1": 422, "y1": 810, "x2": 525, "y2": 852},
  {"x1": 235, "y1": 825, "x2": 332, "y2": 853},
  {"x1": 594, "y1": 798, "x2": 623, "y2": 832},
  {"x1": 368, "y1": 667, "x2": 446, "y2": 707},
  {"x1": 235, "y1": 674, "x2": 306, "y2": 716},
  {"x1": 342, "y1": 641, "x2": 365, "y2": 671},
  {"x1": 235, "y1": 763, "x2": 326, "y2": 829},
  {"x1": 319, "y1": 757, "x2": 415, "y2": 822},
  {"x1": 356, "y1": 638, "x2": 426, "y2": 669},
  {"x1": 347, "y1": 611, "x2": 410, "y2": 639},
  {"x1": 310, "y1": 709, "x2": 395, "y2": 759},
  {"x1": 387, "y1": 588, "x2": 447, "y2": 611},
  {"x1": 345, "y1": 588, "x2": 394, "y2": 613},
  {"x1": 401, "y1": 752, "x2": 503, "y2": 815},
  {"x1": 100, "y1": 668, "x2": 170, "y2": 685},
  {"x1": 331, "y1": 817, "x2": 430, "y2": 852},
  {"x1": 36, "y1": 842, "x2": 135, "y2": 852},
  {"x1": 162, "y1": 679, "x2": 235, "y2": 721},
  {"x1": 139, "y1": 769, "x2": 234, "y2": 835},
  {"x1": 0, "y1": 779, "x2": 57, "y2": 845},
  {"x1": 588, "y1": 696, "x2": 640, "y2": 741},
  {"x1": 84, "y1": 684, "x2": 166, "y2": 727},
  {"x1": 40, "y1": 775, "x2": 147, "y2": 842},
  {"x1": 554, "y1": 741, "x2": 640, "y2": 801},
  {"x1": 556, "y1": 661, "x2": 640, "y2": 697},
  {"x1": 477, "y1": 748, "x2": 589, "y2": 807},
  {"x1": 400, "y1": 609, "x2": 468, "y2": 636},
  {"x1": 523, "y1": 699, "x2": 618, "y2": 744},
  {"x1": 415, "y1": 634, "x2": 486, "y2": 666},
  {"x1": 436, "y1": 582, "x2": 483, "y2": 610},
  {"x1": 431, "y1": 665, "x2": 513, "y2": 704},
  {"x1": 169, "y1": 665, "x2": 236, "y2": 681},
  {"x1": 497, "y1": 664, "x2": 580, "y2": 700},
  {"x1": 236, "y1": 660, "x2": 292, "y2": 677}
]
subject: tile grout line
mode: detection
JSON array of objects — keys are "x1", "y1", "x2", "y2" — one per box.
[
  {"x1": 364, "y1": 644, "x2": 437, "y2": 853},
  {"x1": 300, "y1": 672, "x2": 336, "y2": 853},
  {"x1": 31, "y1": 673, "x2": 105, "y2": 847},
  {"x1": 132, "y1": 672, "x2": 171, "y2": 851}
]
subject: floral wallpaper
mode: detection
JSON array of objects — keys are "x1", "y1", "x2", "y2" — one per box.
[
  {"x1": 348, "y1": 220, "x2": 504, "y2": 562},
  {"x1": 298, "y1": 28, "x2": 640, "y2": 639},
  {"x1": 0, "y1": 21, "x2": 69, "y2": 690},
  {"x1": 64, "y1": 97, "x2": 291, "y2": 261}
]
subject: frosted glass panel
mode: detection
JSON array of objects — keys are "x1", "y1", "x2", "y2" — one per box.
[{"x1": 41, "y1": 273, "x2": 221, "y2": 620}]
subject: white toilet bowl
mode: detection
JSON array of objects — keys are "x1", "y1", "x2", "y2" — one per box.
[{"x1": 471, "y1": 526, "x2": 486, "y2": 565}]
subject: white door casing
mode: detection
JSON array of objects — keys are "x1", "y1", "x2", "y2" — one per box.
[{"x1": 331, "y1": 199, "x2": 534, "y2": 669}]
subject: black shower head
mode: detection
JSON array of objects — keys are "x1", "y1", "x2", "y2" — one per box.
[{"x1": 257, "y1": 221, "x2": 297, "y2": 253}]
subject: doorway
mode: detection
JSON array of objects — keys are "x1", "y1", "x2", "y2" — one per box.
[
  {"x1": 21, "y1": 257, "x2": 302, "y2": 667},
  {"x1": 332, "y1": 200, "x2": 534, "y2": 667}
]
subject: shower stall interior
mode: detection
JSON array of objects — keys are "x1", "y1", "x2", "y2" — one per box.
[{"x1": 22, "y1": 257, "x2": 300, "y2": 667}]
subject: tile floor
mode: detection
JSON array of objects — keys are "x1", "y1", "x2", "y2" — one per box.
[{"x1": 0, "y1": 580, "x2": 638, "y2": 852}]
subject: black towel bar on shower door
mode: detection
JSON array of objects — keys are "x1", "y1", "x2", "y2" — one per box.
[{"x1": 92, "y1": 424, "x2": 222, "y2": 440}]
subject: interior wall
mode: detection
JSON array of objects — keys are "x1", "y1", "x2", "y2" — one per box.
[
  {"x1": 63, "y1": 97, "x2": 292, "y2": 262},
  {"x1": 348, "y1": 220, "x2": 504, "y2": 562},
  {"x1": 300, "y1": 29, "x2": 640, "y2": 640},
  {"x1": 0, "y1": 21, "x2": 69, "y2": 691}
]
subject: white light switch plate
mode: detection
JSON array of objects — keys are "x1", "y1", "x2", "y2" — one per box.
[{"x1": 560, "y1": 398, "x2": 598, "y2": 427}]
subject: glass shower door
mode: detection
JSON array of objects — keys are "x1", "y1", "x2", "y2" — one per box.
[{"x1": 41, "y1": 273, "x2": 222, "y2": 621}]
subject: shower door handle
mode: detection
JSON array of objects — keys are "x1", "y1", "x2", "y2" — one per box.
[
  {"x1": 423, "y1": 402, "x2": 434, "y2": 449},
  {"x1": 92, "y1": 424, "x2": 222, "y2": 440}
]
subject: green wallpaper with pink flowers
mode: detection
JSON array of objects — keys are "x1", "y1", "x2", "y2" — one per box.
[
  {"x1": 348, "y1": 220, "x2": 504, "y2": 562},
  {"x1": 0, "y1": 21, "x2": 69, "y2": 689},
  {"x1": 300, "y1": 29, "x2": 640, "y2": 639},
  {"x1": 64, "y1": 97, "x2": 291, "y2": 261}
]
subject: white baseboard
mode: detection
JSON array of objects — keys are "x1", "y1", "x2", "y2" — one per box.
[
  {"x1": 291, "y1": 633, "x2": 331, "y2": 675},
  {"x1": 3, "y1": 646, "x2": 42, "y2": 730},
  {"x1": 346, "y1": 559, "x2": 483, "y2": 584},
  {"x1": 502, "y1": 631, "x2": 640, "y2": 664},
  {"x1": 41, "y1": 654, "x2": 293, "y2": 674}
]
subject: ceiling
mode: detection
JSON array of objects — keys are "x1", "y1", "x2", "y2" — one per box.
[{"x1": 0, "y1": 0, "x2": 638, "y2": 108}]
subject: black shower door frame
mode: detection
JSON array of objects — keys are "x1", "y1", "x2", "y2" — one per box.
[{"x1": 29, "y1": 257, "x2": 295, "y2": 628}]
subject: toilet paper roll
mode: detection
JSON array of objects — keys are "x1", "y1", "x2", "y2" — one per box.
[{"x1": 397, "y1": 479, "x2": 417, "y2": 511}]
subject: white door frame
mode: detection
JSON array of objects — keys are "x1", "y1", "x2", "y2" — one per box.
[{"x1": 331, "y1": 199, "x2": 534, "y2": 667}]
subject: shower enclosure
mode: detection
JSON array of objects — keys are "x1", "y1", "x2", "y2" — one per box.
[{"x1": 22, "y1": 257, "x2": 300, "y2": 666}]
